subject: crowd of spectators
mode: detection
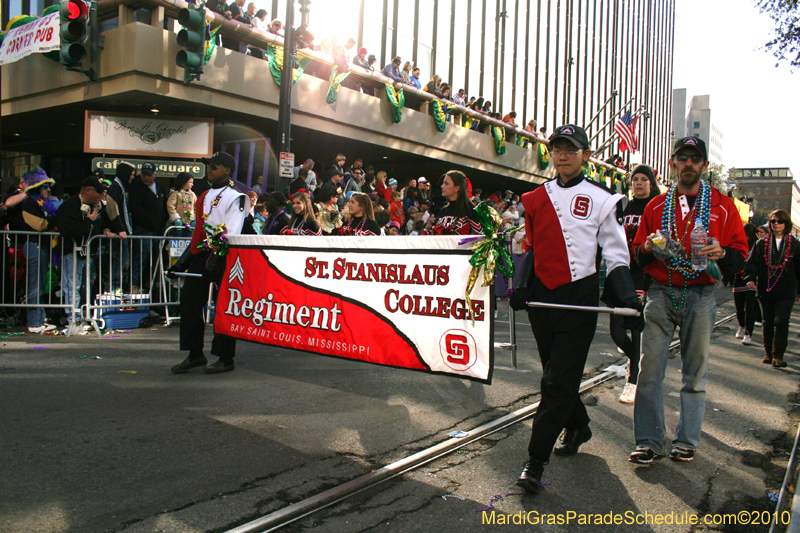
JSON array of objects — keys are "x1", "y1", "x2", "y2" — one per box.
[
  {"x1": 201, "y1": 4, "x2": 545, "y2": 145},
  {"x1": 247, "y1": 152, "x2": 524, "y2": 239}
]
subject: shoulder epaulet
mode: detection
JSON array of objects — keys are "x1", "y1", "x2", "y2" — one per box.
[{"x1": 583, "y1": 177, "x2": 616, "y2": 196}]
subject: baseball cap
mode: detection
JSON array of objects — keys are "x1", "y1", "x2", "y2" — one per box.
[
  {"x1": 418, "y1": 177, "x2": 428, "y2": 183},
  {"x1": 81, "y1": 175, "x2": 109, "y2": 193},
  {"x1": 550, "y1": 124, "x2": 590, "y2": 150},
  {"x1": 671, "y1": 137, "x2": 708, "y2": 160},
  {"x1": 388, "y1": 221, "x2": 401, "y2": 229},
  {"x1": 202, "y1": 151, "x2": 237, "y2": 171},
  {"x1": 141, "y1": 162, "x2": 157, "y2": 174}
]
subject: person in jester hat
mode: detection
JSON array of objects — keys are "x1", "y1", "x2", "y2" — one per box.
[{"x1": 629, "y1": 137, "x2": 747, "y2": 465}]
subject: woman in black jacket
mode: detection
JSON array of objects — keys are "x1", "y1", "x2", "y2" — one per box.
[
  {"x1": 611, "y1": 164, "x2": 659, "y2": 403},
  {"x1": 744, "y1": 209, "x2": 800, "y2": 368},
  {"x1": 335, "y1": 193, "x2": 381, "y2": 236},
  {"x1": 733, "y1": 223, "x2": 759, "y2": 346}
]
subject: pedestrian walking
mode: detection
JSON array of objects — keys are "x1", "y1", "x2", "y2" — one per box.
[
  {"x1": 509, "y1": 125, "x2": 641, "y2": 492},
  {"x1": 630, "y1": 137, "x2": 748, "y2": 464},
  {"x1": 744, "y1": 211, "x2": 800, "y2": 368}
]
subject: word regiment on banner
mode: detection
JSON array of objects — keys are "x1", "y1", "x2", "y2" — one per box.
[{"x1": 215, "y1": 235, "x2": 494, "y2": 383}]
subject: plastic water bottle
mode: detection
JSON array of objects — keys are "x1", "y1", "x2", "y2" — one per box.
[{"x1": 690, "y1": 223, "x2": 708, "y2": 271}]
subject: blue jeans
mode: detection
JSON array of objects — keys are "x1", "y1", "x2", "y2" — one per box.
[
  {"x1": 634, "y1": 282, "x2": 716, "y2": 452},
  {"x1": 131, "y1": 229, "x2": 158, "y2": 289},
  {"x1": 108, "y1": 238, "x2": 131, "y2": 292},
  {"x1": 62, "y1": 250, "x2": 87, "y2": 324},
  {"x1": 23, "y1": 240, "x2": 47, "y2": 327}
]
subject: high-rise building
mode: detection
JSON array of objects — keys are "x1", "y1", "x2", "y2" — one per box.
[{"x1": 671, "y1": 90, "x2": 724, "y2": 165}]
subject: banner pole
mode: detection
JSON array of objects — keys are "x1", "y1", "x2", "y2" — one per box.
[
  {"x1": 505, "y1": 231, "x2": 517, "y2": 369},
  {"x1": 527, "y1": 301, "x2": 640, "y2": 316}
]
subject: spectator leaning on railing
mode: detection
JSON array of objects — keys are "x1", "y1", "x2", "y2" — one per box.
[
  {"x1": 381, "y1": 57, "x2": 404, "y2": 83},
  {"x1": 128, "y1": 162, "x2": 167, "y2": 292}
]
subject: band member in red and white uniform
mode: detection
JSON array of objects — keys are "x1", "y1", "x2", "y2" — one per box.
[
  {"x1": 509, "y1": 124, "x2": 641, "y2": 492},
  {"x1": 423, "y1": 171, "x2": 481, "y2": 236},
  {"x1": 169, "y1": 152, "x2": 250, "y2": 374},
  {"x1": 281, "y1": 192, "x2": 322, "y2": 236}
]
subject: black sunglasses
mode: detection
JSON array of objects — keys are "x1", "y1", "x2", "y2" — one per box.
[
  {"x1": 770, "y1": 219, "x2": 786, "y2": 224},
  {"x1": 674, "y1": 154, "x2": 704, "y2": 164},
  {"x1": 207, "y1": 163, "x2": 219, "y2": 170}
]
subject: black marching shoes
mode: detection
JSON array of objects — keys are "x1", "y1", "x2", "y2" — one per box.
[
  {"x1": 516, "y1": 458, "x2": 545, "y2": 493},
  {"x1": 553, "y1": 425, "x2": 592, "y2": 456}
]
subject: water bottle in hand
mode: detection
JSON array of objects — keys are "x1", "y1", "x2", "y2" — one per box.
[{"x1": 690, "y1": 223, "x2": 708, "y2": 271}]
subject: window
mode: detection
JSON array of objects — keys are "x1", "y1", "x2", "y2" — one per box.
[
  {"x1": 776, "y1": 187, "x2": 781, "y2": 195},
  {"x1": 694, "y1": 121, "x2": 700, "y2": 129},
  {"x1": 756, "y1": 187, "x2": 761, "y2": 194},
  {"x1": 776, "y1": 200, "x2": 781, "y2": 209},
  {"x1": 749, "y1": 187, "x2": 754, "y2": 194},
  {"x1": 764, "y1": 187, "x2": 769, "y2": 195}
]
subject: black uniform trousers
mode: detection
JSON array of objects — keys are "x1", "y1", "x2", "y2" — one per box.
[
  {"x1": 759, "y1": 294, "x2": 795, "y2": 344},
  {"x1": 527, "y1": 274, "x2": 599, "y2": 463},
  {"x1": 179, "y1": 251, "x2": 236, "y2": 360}
]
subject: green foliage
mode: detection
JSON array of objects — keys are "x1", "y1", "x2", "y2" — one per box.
[
  {"x1": 758, "y1": 0, "x2": 800, "y2": 68},
  {"x1": 751, "y1": 207, "x2": 771, "y2": 227},
  {"x1": 707, "y1": 162, "x2": 730, "y2": 191}
]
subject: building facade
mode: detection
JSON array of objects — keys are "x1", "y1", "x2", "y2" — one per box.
[
  {"x1": 731, "y1": 167, "x2": 794, "y2": 214},
  {"x1": 3, "y1": 0, "x2": 677, "y2": 186},
  {"x1": 671, "y1": 89, "x2": 724, "y2": 165}
]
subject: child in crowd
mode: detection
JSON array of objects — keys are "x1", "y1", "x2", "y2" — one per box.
[{"x1": 389, "y1": 190, "x2": 405, "y2": 227}]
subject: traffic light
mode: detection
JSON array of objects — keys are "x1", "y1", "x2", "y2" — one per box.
[
  {"x1": 176, "y1": 7, "x2": 206, "y2": 83},
  {"x1": 59, "y1": 0, "x2": 88, "y2": 67}
]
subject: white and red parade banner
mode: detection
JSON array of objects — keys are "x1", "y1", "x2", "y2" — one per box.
[
  {"x1": 215, "y1": 235, "x2": 494, "y2": 383},
  {"x1": 0, "y1": 13, "x2": 60, "y2": 65}
]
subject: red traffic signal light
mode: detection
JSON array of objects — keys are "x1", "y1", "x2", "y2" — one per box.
[{"x1": 65, "y1": 0, "x2": 88, "y2": 20}]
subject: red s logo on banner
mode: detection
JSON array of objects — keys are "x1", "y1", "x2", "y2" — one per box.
[
  {"x1": 440, "y1": 329, "x2": 477, "y2": 371},
  {"x1": 571, "y1": 195, "x2": 592, "y2": 219}
]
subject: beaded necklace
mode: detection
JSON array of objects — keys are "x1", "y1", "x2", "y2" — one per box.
[
  {"x1": 764, "y1": 234, "x2": 793, "y2": 292},
  {"x1": 201, "y1": 181, "x2": 233, "y2": 221},
  {"x1": 180, "y1": 190, "x2": 194, "y2": 224},
  {"x1": 660, "y1": 180, "x2": 711, "y2": 310},
  {"x1": 345, "y1": 215, "x2": 367, "y2": 234}
]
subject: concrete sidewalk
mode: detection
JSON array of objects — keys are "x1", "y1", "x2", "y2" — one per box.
[{"x1": 0, "y1": 289, "x2": 797, "y2": 532}]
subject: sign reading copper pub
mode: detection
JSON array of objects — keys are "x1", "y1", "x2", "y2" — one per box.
[{"x1": 215, "y1": 235, "x2": 494, "y2": 383}]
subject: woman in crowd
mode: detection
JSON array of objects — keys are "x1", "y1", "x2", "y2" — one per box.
[
  {"x1": 327, "y1": 154, "x2": 347, "y2": 180},
  {"x1": 166, "y1": 172, "x2": 197, "y2": 238},
  {"x1": 361, "y1": 173, "x2": 376, "y2": 194},
  {"x1": 335, "y1": 193, "x2": 381, "y2": 236},
  {"x1": 282, "y1": 192, "x2": 321, "y2": 236},
  {"x1": 400, "y1": 61, "x2": 414, "y2": 85},
  {"x1": 610, "y1": 164, "x2": 659, "y2": 403},
  {"x1": 16, "y1": 168, "x2": 59, "y2": 333},
  {"x1": 733, "y1": 223, "x2": 759, "y2": 346},
  {"x1": 423, "y1": 75, "x2": 444, "y2": 98},
  {"x1": 314, "y1": 187, "x2": 341, "y2": 234},
  {"x1": 744, "y1": 209, "x2": 800, "y2": 368},
  {"x1": 375, "y1": 170, "x2": 388, "y2": 201},
  {"x1": 423, "y1": 170, "x2": 480, "y2": 235},
  {"x1": 401, "y1": 178, "x2": 417, "y2": 200},
  {"x1": 403, "y1": 186, "x2": 420, "y2": 218}
]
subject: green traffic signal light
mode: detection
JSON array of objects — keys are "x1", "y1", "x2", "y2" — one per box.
[{"x1": 175, "y1": 7, "x2": 207, "y2": 82}]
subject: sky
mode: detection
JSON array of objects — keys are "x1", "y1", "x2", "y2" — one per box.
[{"x1": 672, "y1": 0, "x2": 800, "y2": 175}]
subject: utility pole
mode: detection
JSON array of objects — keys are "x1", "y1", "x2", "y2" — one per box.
[{"x1": 276, "y1": 0, "x2": 295, "y2": 191}]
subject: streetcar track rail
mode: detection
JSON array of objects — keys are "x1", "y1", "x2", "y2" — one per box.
[{"x1": 227, "y1": 313, "x2": 738, "y2": 533}]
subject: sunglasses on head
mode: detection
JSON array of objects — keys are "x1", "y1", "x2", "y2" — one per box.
[
  {"x1": 770, "y1": 219, "x2": 786, "y2": 224},
  {"x1": 674, "y1": 154, "x2": 704, "y2": 164}
]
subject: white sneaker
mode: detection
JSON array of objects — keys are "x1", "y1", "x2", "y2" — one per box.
[
  {"x1": 742, "y1": 335, "x2": 753, "y2": 345},
  {"x1": 619, "y1": 383, "x2": 637, "y2": 404},
  {"x1": 735, "y1": 326, "x2": 745, "y2": 339},
  {"x1": 755, "y1": 322, "x2": 763, "y2": 327},
  {"x1": 28, "y1": 324, "x2": 56, "y2": 334},
  {"x1": 617, "y1": 347, "x2": 625, "y2": 354}
]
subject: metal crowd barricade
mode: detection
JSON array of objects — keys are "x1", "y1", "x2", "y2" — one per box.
[
  {"x1": 84, "y1": 233, "x2": 180, "y2": 335},
  {"x1": 0, "y1": 230, "x2": 79, "y2": 331}
]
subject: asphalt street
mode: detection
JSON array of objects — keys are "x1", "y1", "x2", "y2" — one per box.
[{"x1": 1, "y1": 288, "x2": 798, "y2": 533}]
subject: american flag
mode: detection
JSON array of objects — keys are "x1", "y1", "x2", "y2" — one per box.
[{"x1": 615, "y1": 111, "x2": 638, "y2": 153}]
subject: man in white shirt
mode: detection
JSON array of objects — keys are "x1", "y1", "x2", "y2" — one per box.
[{"x1": 294, "y1": 159, "x2": 317, "y2": 191}]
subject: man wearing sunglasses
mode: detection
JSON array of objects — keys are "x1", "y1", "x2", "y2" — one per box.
[
  {"x1": 509, "y1": 124, "x2": 641, "y2": 492},
  {"x1": 630, "y1": 137, "x2": 748, "y2": 465}
]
